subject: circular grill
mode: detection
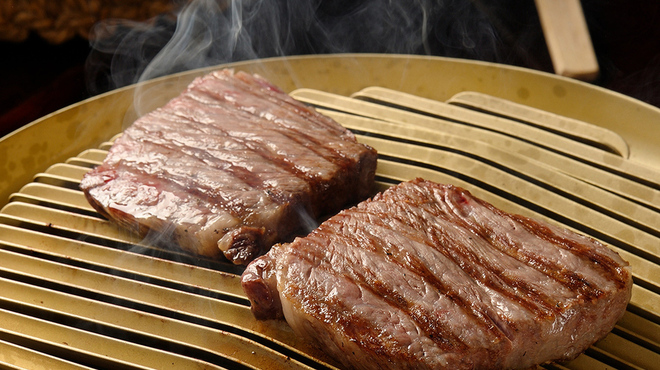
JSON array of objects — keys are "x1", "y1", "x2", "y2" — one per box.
[{"x1": 0, "y1": 55, "x2": 659, "y2": 369}]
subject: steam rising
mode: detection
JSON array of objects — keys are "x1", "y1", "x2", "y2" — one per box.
[{"x1": 86, "y1": 0, "x2": 527, "y2": 97}]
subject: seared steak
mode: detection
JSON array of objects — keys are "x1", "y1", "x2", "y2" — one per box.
[
  {"x1": 242, "y1": 179, "x2": 632, "y2": 369},
  {"x1": 80, "y1": 69, "x2": 377, "y2": 264}
]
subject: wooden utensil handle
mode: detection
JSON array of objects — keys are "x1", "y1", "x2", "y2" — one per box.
[{"x1": 535, "y1": 0, "x2": 599, "y2": 81}]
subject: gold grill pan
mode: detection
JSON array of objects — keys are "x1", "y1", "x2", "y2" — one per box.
[{"x1": 1, "y1": 55, "x2": 659, "y2": 369}]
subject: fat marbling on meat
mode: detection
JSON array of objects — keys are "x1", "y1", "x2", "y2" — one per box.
[
  {"x1": 242, "y1": 178, "x2": 632, "y2": 369},
  {"x1": 80, "y1": 69, "x2": 377, "y2": 265}
]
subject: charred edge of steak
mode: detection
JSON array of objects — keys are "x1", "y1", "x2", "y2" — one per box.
[
  {"x1": 218, "y1": 226, "x2": 267, "y2": 266},
  {"x1": 241, "y1": 249, "x2": 284, "y2": 320}
]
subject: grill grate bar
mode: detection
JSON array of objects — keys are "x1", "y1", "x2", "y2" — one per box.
[
  {"x1": 40, "y1": 164, "x2": 90, "y2": 181},
  {"x1": 73, "y1": 149, "x2": 112, "y2": 163},
  {"x1": 0, "y1": 224, "x2": 246, "y2": 298},
  {"x1": 601, "y1": 330, "x2": 660, "y2": 368},
  {"x1": 0, "y1": 278, "x2": 320, "y2": 370},
  {"x1": 0, "y1": 338, "x2": 95, "y2": 370},
  {"x1": 0, "y1": 308, "x2": 231, "y2": 370},
  {"x1": 446, "y1": 91, "x2": 631, "y2": 157},
  {"x1": 616, "y1": 311, "x2": 660, "y2": 348},
  {"x1": 291, "y1": 89, "x2": 660, "y2": 188},
  {"x1": 32, "y1": 174, "x2": 82, "y2": 191},
  {"x1": 9, "y1": 183, "x2": 98, "y2": 214},
  {"x1": 0, "y1": 202, "x2": 142, "y2": 244},
  {"x1": 355, "y1": 87, "x2": 631, "y2": 158},
  {"x1": 0, "y1": 248, "x2": 336, "y2": 369},
  {"x1": 64, "y1": 158, "x2": 102, "y2": 168}
]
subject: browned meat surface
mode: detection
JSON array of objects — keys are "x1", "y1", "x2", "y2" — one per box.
[
  {"x1": 80, "y1": 69, "x2": 377, "y2": 264},
  {"x1": 242, "y1": 178, "x2": 633, "y2": 370}
]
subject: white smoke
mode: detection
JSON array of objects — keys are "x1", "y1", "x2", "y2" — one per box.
[{"x1": 86, "y1": 0, "x2": 515, "y2": 97}]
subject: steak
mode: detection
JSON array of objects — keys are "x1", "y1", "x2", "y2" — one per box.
[
  {"x1": 242, "y1": 179, "x2": 633, "y2": 369},
  {"x1": 80, "y1": 69, "x2": 377, "y2": 265}
]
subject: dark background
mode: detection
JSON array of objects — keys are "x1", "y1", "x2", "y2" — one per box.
[{"x1": 2, "y1": 0, "x2": 659, "y2": 139}]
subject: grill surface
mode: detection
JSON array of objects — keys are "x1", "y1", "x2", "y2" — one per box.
[{"x1": 1, "y1": 55, "x2": 659, "y2": 369}]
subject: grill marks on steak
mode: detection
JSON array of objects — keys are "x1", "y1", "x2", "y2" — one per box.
[
  {"x1": 80, "y1": 69, "x2": 377, "y2": 264},
  {"x1": 242, "y1": 179, "x2": 633, "y2": 370},
  {"x1": 379, "y1": 184, "x2": 617, "y2": 312},
  {"x1": 441, "y1": 192, "x2": 630, "y2": 299}
]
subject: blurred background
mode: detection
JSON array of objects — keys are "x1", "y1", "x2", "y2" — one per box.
[{"x1": 1, "y1": 0, "x2": 659, "y2": 139}]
